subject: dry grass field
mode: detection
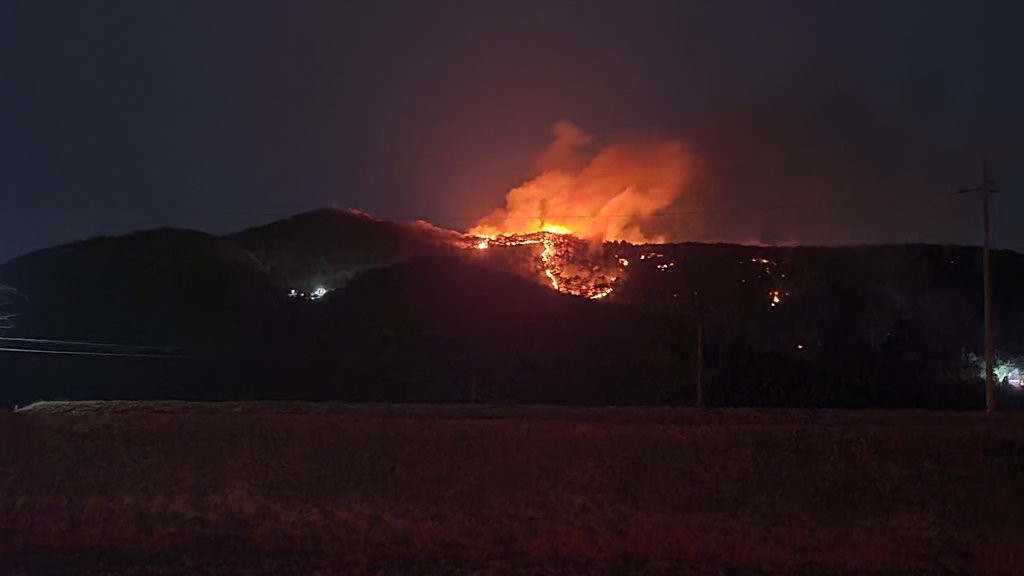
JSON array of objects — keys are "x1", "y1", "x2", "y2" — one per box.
[{"x1": 2, "y1": 401, "x2": 1024, "y2": 575}]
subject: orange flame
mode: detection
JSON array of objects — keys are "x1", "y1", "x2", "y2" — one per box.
[
  {"x1": 467, "y1": 231, "x2": 618, "y2": 299},
  {"x1": 464, "y1": 123, "x2": 698, "y2": 300},
  {"x1": 469, "y1": 122, "x2": 698, "y2": 243}
]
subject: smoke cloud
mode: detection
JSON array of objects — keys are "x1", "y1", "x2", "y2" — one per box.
[
  {"x1": 470, "y1": 121, "x2": 700, "y2": 243},
  {"x1": 473, "y1": 77, "x2": 1024, "y2": 249}
]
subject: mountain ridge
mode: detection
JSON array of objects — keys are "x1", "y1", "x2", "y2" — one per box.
[{"x1": 1, "y1": 208, "x2": 1022, "y2": 410}]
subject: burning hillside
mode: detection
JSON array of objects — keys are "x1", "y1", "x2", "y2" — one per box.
[
  {"x1": 464, "y1": 231, "x2": 621, "y2": 300},
  {"x1": 460, "y1": 122, "x2": 697, "y2": 299}
]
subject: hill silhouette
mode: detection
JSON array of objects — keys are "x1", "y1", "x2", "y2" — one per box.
[
  {"x1": 226, "y1": 207, "x2": 462, "y2": 292},
  {"x1": 1, "y1": 210, "x2": 1023, "y2": 410},
  {"x1": 0, "y1": 228, "x2": 275, "y2": 349},
  {"x1": 309, "y1": 256, "x2": 681, "y2": 405},
  {"x1": 615, "y1": 242, "x2": 1024, "y2": 408}
]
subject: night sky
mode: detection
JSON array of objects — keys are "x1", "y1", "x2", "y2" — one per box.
[{"x1": 3, "y1": 1, "x2": 1024, "y2": 262}]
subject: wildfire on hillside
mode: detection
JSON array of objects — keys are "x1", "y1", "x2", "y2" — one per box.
[
  {"x1": 465, "y1": 231, "x2": 620, "y2": 300},
  {"x1": 461, "y1": 122, "x2": 695, "y2": 299}
]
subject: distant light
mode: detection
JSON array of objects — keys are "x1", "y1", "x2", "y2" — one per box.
[
  {"x1": 310, "y1": 286, "x2": 328, "y2": 300},
  {"x1": 796, "y1": 344, "x2": 803, "y2": 350},
  {"x1": 972, "y1": 356, "x2": 1024, "y2": 387},
  {"x1": 288, "y1": 289, "x2": 298, "y2": 298},
  {"x1": 477, "y1": 241, "x2": 488, "y2": 249}
]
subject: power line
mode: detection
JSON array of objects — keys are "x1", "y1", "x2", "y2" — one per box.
[
  {"x1": 0, "y1": 346, "x2": 189, "y2": 358},
  {"x1": 0, "y1": 336, "x2": 186, "y2": 358},
  {"x1": 0, "y1": 336, "x2": 178, "y2": 351}
]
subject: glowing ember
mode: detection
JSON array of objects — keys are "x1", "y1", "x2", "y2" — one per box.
[
  {"x1": 769, "y1": 290, "x2": 781, "y2": 307},
  {"x1": 750, "y1": 257, "x2": 775, "y2": 275}
]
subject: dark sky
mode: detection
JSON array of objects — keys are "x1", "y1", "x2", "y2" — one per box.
[{"x1": 2, "y1": 0, "x2": 1023, "y2": 262}]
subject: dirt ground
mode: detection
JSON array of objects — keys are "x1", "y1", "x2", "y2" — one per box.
[{"x1": 2, "y1": 402, "x2": 1023, "y2": 575}]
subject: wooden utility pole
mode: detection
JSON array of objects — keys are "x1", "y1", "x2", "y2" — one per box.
[
  {"x1": 982, "y1": 161, "x2": 995, "y2": 413},
  {"x1": 694, "y1": 292, "x2": 704, "y2": 408},
  {"x1": 959, "y1": 157, "x2": 999, "y2": 412},
  {"x1": 696, "y1": 320, "x2": 704, "y2": 408}
]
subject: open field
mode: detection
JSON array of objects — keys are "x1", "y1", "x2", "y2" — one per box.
[{"x1": 2, "y1": 401, "x2": 1024, "y2": 575}]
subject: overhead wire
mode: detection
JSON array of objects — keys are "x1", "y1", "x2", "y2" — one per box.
[
  {"x1": 0, "y1": 336, "x2": 179, "y2": 351},
  {"x1": 0, "y1": 336, "x2": 186, "y2": 358},
  {"x1": 0, "y1": 346, "x2": 189, "y2": 358}
]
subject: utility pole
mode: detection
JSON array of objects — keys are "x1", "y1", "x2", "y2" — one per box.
[
  {"x1": 982, "y1": 160, "x2": 995, "y2": 413},
  {"x1": 694, "y1": 291, "x2": 704, "y2": 408},
  {"x1": 958, "y1": 157, "x2": 999, "y2": 412},
  {"x1": 696, "y1": 320, "x2": 704, "y2": 408}
]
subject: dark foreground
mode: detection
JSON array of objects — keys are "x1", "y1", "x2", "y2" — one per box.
[
  {"x1": 2, "y1": 551, "x2": 1003, "y2": 576},
  {"x1": 2, "y1": 402, "x2": 1024, "y2": 575}
]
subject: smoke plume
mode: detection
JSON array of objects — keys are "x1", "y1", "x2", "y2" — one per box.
[{"x1": 470, "y1": 122, "x2": 699, "y2": 243}]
